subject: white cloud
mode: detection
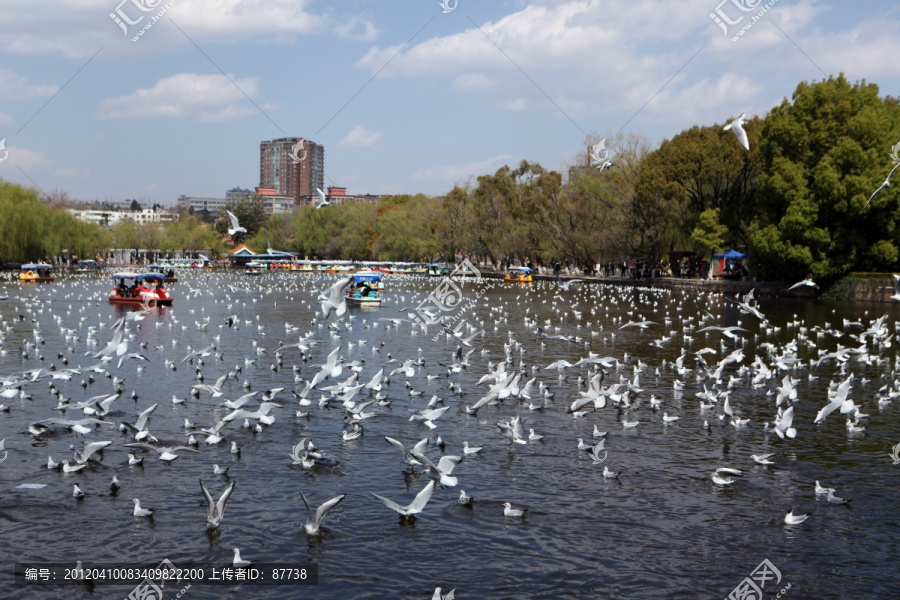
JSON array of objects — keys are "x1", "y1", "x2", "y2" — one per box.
[
  {"x1": 0, "y1": 112, "x2": 13, "y2": 126},
  {"x1": 0, "y1": 0, "x2": 375, "y2": 57},
  {"x1": 97, "y1": 73, "x2": 272, "y2": 122},
  {"x1": 411, "y1": 154, "x2": 515, "y2": 184},
  {"x1": 0, "y1": 145, "x2": 49, "y2": 168},
  {"x1": 351, "y1": 0, "x2": 900, "y2": 134},
  {"x1": 334, "y1": 15, "x2": 381, "y2": 42},
  {"x1": 0, "y1": 69, "x2": 59, "y2": 99},
  {"x1": 339, "y1": 125, "x2": 382, "y2": 148}
]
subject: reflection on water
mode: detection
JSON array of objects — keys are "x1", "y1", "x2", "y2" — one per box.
[{"x1": 0, "y1": 273, "x2": 899, "y2": 599}]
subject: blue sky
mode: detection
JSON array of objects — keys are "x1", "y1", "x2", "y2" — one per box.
[{"x1": 0, "y1": 0, "x2": 899, "y2": 205}]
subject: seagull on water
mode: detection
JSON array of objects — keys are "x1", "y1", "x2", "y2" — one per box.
[
  {"x1": 432, "y1": 587, "x2": 456, "y2": 600},
  {"x1": 457, "y1": 490, "x2": 473, "y2": 505},
  {"x1": 232, "y1": 548, "x2": 253, "y2": 568},
  {"x1": 751, "y1": 453, "x2": 776, "y2": 465},
  {"x1": 370, "y1": 480, "x2": 435, "y2": 520},
  {"x1": 815, "y1": 481, "x2": 835, "y2": 496},
  {"x1": 299, "y1": 490, "x2": 346, "y2": 535},
  {"x1": 784, "y1": 507, "x2": 811, "y2": 525},
  {"x1": 462, "y1": 441, "x2": 482, "y2": 455},
  {"x1": 62, "y1": 460, "x2": 85, "y2": 473},
  {"x1": 132, "y1": 498, "x2": 154, "y2": 517},
  {"x1": 200, "y1": 478, "x2": 236, "y2": 529},
  {"x1": 503, "y1": 502, "x2": 526, "y2": 517}
]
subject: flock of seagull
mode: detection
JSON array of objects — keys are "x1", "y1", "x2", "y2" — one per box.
[{"x1": 1, "y1": 268, "x2": 899, "y2": 597}]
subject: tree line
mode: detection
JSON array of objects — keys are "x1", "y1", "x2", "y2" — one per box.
[{"x1": 1, "y1": 75, "x2": 897, "y2": 282}]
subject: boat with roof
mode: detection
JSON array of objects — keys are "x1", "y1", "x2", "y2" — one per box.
[
  {"x1": 504, "y1": 266, "x2": 533, "y2": 283},
  {"x1": 346, "y1": 271, "x2": 384, "y2": 308},
  {"x1": 109, "y1": 273, "x2": 172, "y2": 306},
  {"x1": 20, "y1": 264, "x2": 54, "y2": 282}
]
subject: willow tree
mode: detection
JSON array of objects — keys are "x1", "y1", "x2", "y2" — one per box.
[{"x1": 375, "y1": 194, "x2": 443, "y2": 261}]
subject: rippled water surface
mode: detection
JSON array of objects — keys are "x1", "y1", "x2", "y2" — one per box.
[{"x1": 1, "y1": 271, "x2": 900, "y2": 600}]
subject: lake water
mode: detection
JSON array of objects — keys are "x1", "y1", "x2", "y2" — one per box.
[{"x1": 1, "y1": 271, "x2": 899, "y2": 599}]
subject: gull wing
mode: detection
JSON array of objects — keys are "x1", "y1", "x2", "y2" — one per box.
[
  {"x1": 437, "y1": 455, "x2": 462, "y2": 475},
  {"x1": 312, "y1": 494, "x2": 346, "y2": 528},
  {"x1": 406, "y1": 480, "x2": 436, "y2": 514},
  {"x1": 409, "y1": 448, "x2": 436, "y2": 469},
  {"x1": 419, "y1": 406, "x2": 450, "y2": 421},
  {"x1": 365, "y1": 368, "x2": 384, "y2": 389},
  {"x1": 215, "y1": 479, "x2": 236, "y2": 520},
  {"x1": 200, "y1": 479, "x2": 215, "y2": 515},
  {"x1": 411, "y1": 438, "x2": 429, "y2": 455},
  {"x1": 511, "y1": 415, "x2": 525, "y2": 440},
  {"x1": 226, "y1": 210, "x2": 241, "y2": 231},
  {"x1": 134, "y1": 403, "x2": 159, "y2": 431},
  {"x1": 124, "y1": 442, "x2": 161, "y2": 452},
  {"x1": 299, "y1": 489, "x2": 315, "y2": 520},
  {"x1": 814, "y1": 397, "x2": 843, "y2": 424},
  {"x1": 98, "y1": 393, "x2": 120, "y2": 413},
  {"x1": 370, "y1": 491, "x2": 405, "y2": 514},
  {"x1": 76, "y1": 440, "x2": 112, "y2": 463},
  {"x1": 384, "y1": 436, "x2": 406, "y2": 453},
  {"x1": 214, "y1": 373, "x2": 229, "y2": 391}
]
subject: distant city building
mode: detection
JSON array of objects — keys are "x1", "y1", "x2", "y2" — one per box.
[
  {"x1": 226, "y1": 187, "x2": 252, "y2": 201},
  {"x1": 254, "y1": 186, "x2": 295, "y2": 214},
  {"x1": 323, "y1": 186, "x2": 382, "y2": 205},
  {"x1": 259, "y1": 137, "x2": 324, "y2": 206},
  {"x1": 177, "y1": 195, "x2": 229, "y2": 214},
  {"x1": 69, "y1": 207, "x2": 176, "y2": 228}
]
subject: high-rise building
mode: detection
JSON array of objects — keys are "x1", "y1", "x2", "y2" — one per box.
[{"x1": 259, "y1": 137, "x2": 324, "y2": 206}]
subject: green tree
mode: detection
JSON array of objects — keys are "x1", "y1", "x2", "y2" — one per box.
[
  {"x1": 750, "y1": 74, "x2": 900, "y2": 280},
  {"x1": 691, "y1": 208, "x2": 729, "y2": 258}
]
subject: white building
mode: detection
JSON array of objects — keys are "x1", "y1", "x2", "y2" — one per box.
[
  {"x1": 69, "y1": 208, "x2": 176, "y2": 227},
  {"x1": 177, "y1": 195, "x2": 230, "y2": 214}
]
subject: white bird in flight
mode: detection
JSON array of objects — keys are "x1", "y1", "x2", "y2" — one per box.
[
  {"x1": 225, "y1": 210, "x2": 247, "y2": 237},
  {"x1": 864, "y1": 162, "x2": 900, "y2": 209},
  {"x1": 319, "y1": 276, "x2": 352, "y2": 318},
  {"x1": 724, "y1": 113, "x2": 750, "y2": 151},
  {"x1": 315, "y1": 187, "x2": 330, "y2": 209}
]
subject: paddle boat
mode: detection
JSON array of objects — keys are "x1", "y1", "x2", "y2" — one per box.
[
  {"x1": 109, "y1": 273, "x2": 173, "y2": 306},
  {"x1": 76, "y1": 260, "x2": 101, "y2": 273},
  {"x1": 245, "y1": 261, "x2": 264, "y2": 276},
  {"x1": 505, "y1": 266, "x2": 533, "y2": 283},
  {"x1": 20, "y1": 264, "x2": 54, "y2": 282},
  {"x1": 346, "y1": 271, "x2": 384, "y2": 308},
  {"x1": 427, "y1": 264, "x2": 450, "y2": 277},
  {"x1": 147, "y1": 264, "x2": 178, "y2": 283}
]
